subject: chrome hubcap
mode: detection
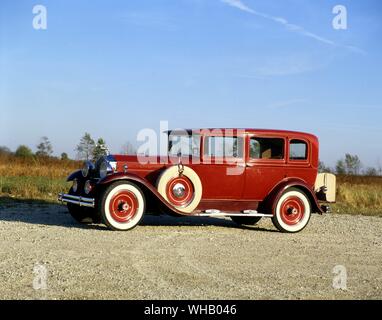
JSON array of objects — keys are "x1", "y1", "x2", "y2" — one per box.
[
  {"x1": 172, "y1": 183, "x2": 186, "y2": 198},
  {"x1": 287, "y1": 207, "x2": 298, "y2": 215},
  {"x1": 118, "y1": 201, "x2": 130, "y2": 212}
]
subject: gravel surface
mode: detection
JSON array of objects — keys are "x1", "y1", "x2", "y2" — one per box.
[{"x1": 0, "y1": 201, "x2": 381, "y2": 300}]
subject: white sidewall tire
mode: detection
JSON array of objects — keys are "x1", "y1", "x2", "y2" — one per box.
[
  {"x1": 103, "y1": 183, "x2": 145, "y2": 231},
  {"x1": 157, "y1": 166, "x2": 202, "y2": 213},
  {"x1": 274, "y1": 189, "x2": 311, "y2": 233}
]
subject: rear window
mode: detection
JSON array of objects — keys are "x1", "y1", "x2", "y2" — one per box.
[
  {"x1": 289, "y1": 139, "x2": 308, "y2": 160},
  {"x1": 249, "y1": 137, "x2": 284, "y2": 160}
]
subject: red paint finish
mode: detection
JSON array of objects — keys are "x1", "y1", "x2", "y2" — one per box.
[
  {"x1": 279, "y1": 196, "x2": 305, "y2": 225},
  {"x1": 166, "y1": 176, "x2": 194, "y2": 207},
  {"x1": 192, "y1": 163, "x2": 245, "y2": 199},
  {"x1": 109, "y1": 190, "x2": 139, "y2": 223},
  {"x1": 197, "y1": 199, "x2": 259, "y2": 212}
]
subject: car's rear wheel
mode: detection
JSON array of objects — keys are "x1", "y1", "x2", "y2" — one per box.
[
  {"x1": 67, "y1": 188, "x2": 99, "y2": 224},
  {"x1": 99, "y1": 181, "x2": 145, "y2": 231},
  {"x1": 157, "y1": 165, "x2": 202, "y2": 213},
  {"x1": 271, "y1": 188, "x2": 311, "y2": 233},
  {"x1": 230, "y1": 216, "x2": 262, "y2": 226}
]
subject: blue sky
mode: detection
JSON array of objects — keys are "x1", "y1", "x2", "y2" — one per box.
[{"x1": 1, "y1": 0, "x2": 381, "y2": 168}]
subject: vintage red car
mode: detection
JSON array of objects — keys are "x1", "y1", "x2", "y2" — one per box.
[{"x1": 58, "y1": 128, "x2": 336, "y2": 233}]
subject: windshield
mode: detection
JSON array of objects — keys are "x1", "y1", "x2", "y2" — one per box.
[{"x1": 168, "y1": 134, "x2": 201, "y2": 157}]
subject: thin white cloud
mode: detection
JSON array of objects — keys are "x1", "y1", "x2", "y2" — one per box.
[
  {"x1": 229, "y1": 53, "x2": 326, "y2": 78},
  {"x1": 221, "y1": 0, "x2": 365, "y2": 54}
]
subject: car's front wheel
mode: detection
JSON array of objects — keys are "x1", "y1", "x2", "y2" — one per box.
[
  {"x1": 67, "y1": 203, "x2": 95, "y2": 224},
  {"x1": 98, "y1": 181, "x2": 145, "y2": 231},
  {"x1": 67, "y1": 188, "x2": 99, "y2": 224},
  {"x1": 271, "y1": 188, "x2": 311, "y2": 233}
]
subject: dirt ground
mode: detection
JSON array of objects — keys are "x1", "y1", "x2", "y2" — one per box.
[{"x1": 0, "y1": 200, "x2": 381, "y2": 300}]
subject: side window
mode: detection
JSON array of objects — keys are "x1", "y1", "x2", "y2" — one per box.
[
  {"x1": 289, "y1": 139, "x2": 308, "y2": 160},
  {"x1": 168, "y1": 134, "x2": 201, "y2": 157},
  {"x1": 249, "y1": 137, "x2": 284, "y2": 160},
  {"x1": 204, "y1": 136, "x2": 244, "y2": 158}
]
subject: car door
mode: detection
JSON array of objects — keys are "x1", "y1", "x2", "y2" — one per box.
[
  {"x1": 243, "y1": 134, "x2": 287, "y2": 200},
  {"x1": 193, "y1": 132, "x2": 246, "y2": 199}
]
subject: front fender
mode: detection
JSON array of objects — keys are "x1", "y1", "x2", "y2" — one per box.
[
  {"x1": 98, "y1": 172, "x2": 190, "y2": 216},
  {"x1": 264, "y1": 178, "x2": 323, "y2": 215},
  {"x1": 67, "y1": 170, "x2": 82, "y2": 182}
]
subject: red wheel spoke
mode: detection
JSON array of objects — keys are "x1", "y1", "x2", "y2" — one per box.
[
  {"x1": 109, "y1": 190, "x2": 139, "y2": 223},
  {"x1": 280, "y1": 196, "x2": 305, "y2": 226}
]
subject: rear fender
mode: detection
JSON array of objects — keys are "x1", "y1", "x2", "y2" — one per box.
[{"x1": 263, "y1": 178, "x2": 323, "y2": 215}]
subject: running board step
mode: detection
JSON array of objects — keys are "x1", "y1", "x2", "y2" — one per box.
[
  {"x1": 204, "y1": 209, "x2": 259, "y2": 214},
  {"x1": 198, "y1": 210, "x2": 272, "y2": 218}
]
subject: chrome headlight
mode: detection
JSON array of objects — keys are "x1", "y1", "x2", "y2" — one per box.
[
  {"x1": 72, "y1": 179, "x2": 78, "y2": 193},
  {"x1": 99, "y1": 160, "x2": 113, "y2": 179},
  {"x1": 84, "y1": 180, "x2": 92, "y2": 194},
  {"x1": 82, "y1": 161, "x2": 94, "y2": 178}
]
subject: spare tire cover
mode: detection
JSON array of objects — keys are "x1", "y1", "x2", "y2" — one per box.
[{"x1": 157, "y1": 165, "x2": 202, "y2": 213}]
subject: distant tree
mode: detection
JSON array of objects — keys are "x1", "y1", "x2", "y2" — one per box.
[
  {"x1": 0, "y1": 146, "x2": 12, "y2": 156},
  {"x1": 92, "y1": 138, "x2": 108, "y2": 160},
  {"x1": 335, "y1": 159, "x2": 346, "y2": 175},
  {"x1": 121, "y1": 142, "x2": 137, "y2": 155},
  {"x1": 15, "y1": 145, "x2": 33, "y2": 158},
  {"x1": 377, "y1": 161, "x2": 382, "y2": 176},
  {"x1": 344, "y1": 153, "x2": 361, "y2": 175},
  {"x1": 318, "y1": 161, "x2": 332, "y2": 173},
  {"x1": 76, "y1": 133, "x2": 95, "y2": 161},
  {"x1": 364, "y1": 167, "x2": 378, "y2": 176},
  {"x1": 36, "y1": 136, "x2": 53, "y2": 157},
  {"x1": 335, "y1": 154, "x2": 362, "y2": 175},
  {"x1": 60, "y1": 152, "x2": 69, "y2": 161}
]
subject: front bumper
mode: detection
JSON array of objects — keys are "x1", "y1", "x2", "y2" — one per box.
[{"x1": 58, "y1": 193, "x2": 95, "y2": 208}]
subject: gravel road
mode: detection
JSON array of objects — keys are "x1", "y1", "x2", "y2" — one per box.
[{"x1": 0, "y1": 201, "x2": 381, "y2": 300}]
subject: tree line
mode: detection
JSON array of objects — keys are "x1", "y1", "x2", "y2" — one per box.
[
  {"x1": 1, "y1": 136, "x2": 380, "y2": 176},
  {"x1": 319, "y1": 154, "x2": 382, "y2": 176},
  {"x1": 0, "y1": 133, "x2": 137, "y2": 162}
]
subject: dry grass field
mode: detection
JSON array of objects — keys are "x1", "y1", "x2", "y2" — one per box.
[
  {"x1": 0, "y1": 156, "x2": 381, "y2": 216},
  {"x1": 0, "y1": 155, "x2": 80, "y2": 178},
  {"x1": 0, "y1": 156, "x2": 78, "y2": 201},
  {"x1": 332, "y1": 175, "x2": 382, "y2": 216}
]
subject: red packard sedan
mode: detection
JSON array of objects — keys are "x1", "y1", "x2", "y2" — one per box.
[{"x1": 58, "y1": 128, "x2": 336, "y2": 233}]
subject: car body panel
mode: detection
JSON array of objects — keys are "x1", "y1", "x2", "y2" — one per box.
[{"x1": 62, "y1": 128, "x2": 329, "y2": 216}]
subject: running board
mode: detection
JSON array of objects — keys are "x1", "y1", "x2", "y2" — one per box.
[{"x1": 196, "y1": 210, "x2": 272, "y2": 218}]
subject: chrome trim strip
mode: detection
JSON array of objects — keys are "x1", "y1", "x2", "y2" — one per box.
[
  {"x1": 58, "y1": 193, "x2": 95, "y2": 208},
  {"x1": 195, "y1": 212, "x2": 273, "y2": 217}
]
